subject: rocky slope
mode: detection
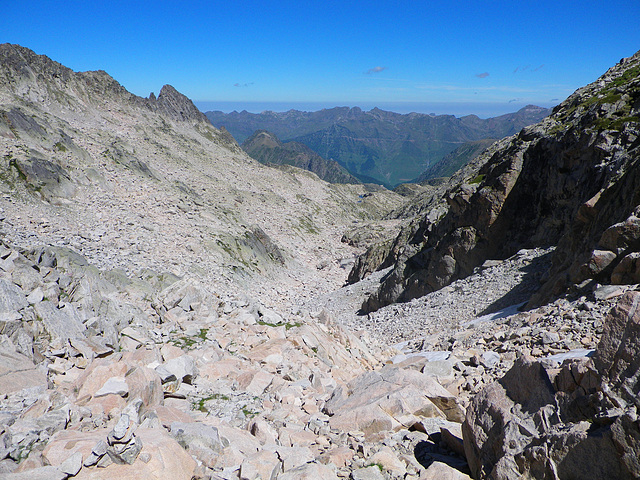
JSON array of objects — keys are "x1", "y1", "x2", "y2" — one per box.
[
  {"x1": 0, "y1": 43, "x2": 403, "y2": 313},
  {"x1": 354, "y1": 50, "x2": 640, "y2": 314},
  {"x1": 241, "y1": 130, "x2": 361, "y2": 184},
  {"x1": 206, "y1": 105, "x2": 551, "y2": 187}
]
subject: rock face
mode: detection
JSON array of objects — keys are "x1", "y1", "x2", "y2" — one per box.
[
  {"x1": 155, "y1": 84, "x2": 209, "y2": 124},
  {"x1": 356, "y1": 49, "x2": 640, "y2": 312},
  {"x1": 463, "y1": 291, "x2": 640, "y2": 479}
]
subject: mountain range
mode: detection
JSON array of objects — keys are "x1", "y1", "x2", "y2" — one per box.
[{"x1": 206, "y1": 105, "x2": 551, "y2": 186}]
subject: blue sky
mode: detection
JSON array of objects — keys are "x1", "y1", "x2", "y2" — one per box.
[{"x1": 3, "y1": 1, "x2": 639, "y2": 117}]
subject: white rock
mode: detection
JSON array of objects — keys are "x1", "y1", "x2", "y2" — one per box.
[{"x1": 94, "y1": 376, "x2": 129, "y2": 397}]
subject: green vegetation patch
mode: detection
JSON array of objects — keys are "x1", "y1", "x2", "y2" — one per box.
[
  {"x1": 257, "y1": 320, "x2": 302, "y2": 330},
  {"x1": 242, "y1": 407, "x2": 259, "y2": 418},
  {"x1": 193, "y1": 393, "x2": 231, "y2": 412},
  {"x1": 468, "y1": 174, "x2": 486, "y2": 185},
  {"x1": 169, "y1": 328, "x2": 209, "y2": 350},
  {"x1": 611, "y1": 65, "x2": 640, "y2": 88},
  {"x1": 596, "y1": 115, "x2": 640, "y2": 132}
]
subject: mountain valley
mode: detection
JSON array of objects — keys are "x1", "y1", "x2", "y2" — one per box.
[
  {"x1": 1, "y1": 43, "x2": 640, "y2": 480},
  {"x1": 206, "y1": 105, "x2": 551, "y2": 187}
]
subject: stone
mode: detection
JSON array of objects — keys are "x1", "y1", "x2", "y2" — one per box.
[
  {"x1": 109, "y1": 414, "x2": 133, "y2": 442},
  {"x1": 163, "y1": 355, "x2": 198, "y2": 383},
  {"x1": 368, "y1": 446, "x2": 406, "y2": 476},
  {"x1": 2, "y1": 466, "x2": 66, "y2": 480},
  {"x1": 593, "y1": 284, "x2": 626, "y2": 301},
  {"x1": 275, "y1": 445, "x2": 314, "y2": 472},
  {"x1": 237, "y1": 370, "x2": 274, "y2": 396},
  {"x1": 58, "y1": 451, "x2": 83, "y2": 476},
  {"x1": 119, "y1": 326, "x2": 149, "y2": 345},
  {"x1": 318, "y1": 446, "x2": 355, "y2": 468},
  {"x1": 277, "y1": 462, "x2": 340, "y2": 480},
  {"x1": 440, "y1": 424, "x2": 465, "y2": 457},
  {"x1": 0, "y1": 367, "x2": 48, "y2": 396},
  {"x1": 479, "y1": 351, "x2": 500, "y2": 368},
  {"x1": 121, "y1": 398, "x2": 144, "y2": 425},
  {"x1": 26, "y1": 287, "x2": 44, "y2": 304},
  {"x1": 599, "y1": 215, "x2": 640, "y2": 254},
  {"x1": 94, "y1": 376, "x2": 129, "y2": 397},
  {"x1": 0, "y1": 278, "x2": 28, "y2": 318},
  {"x1": 351, "y1": 465, "x2": 385, "y2": 480},
  {"x1": 463, "y1": 343, "x2": 640, "y2": 480},
  {"x1": 107, "y1": 435, "x2": 143, "y2": 465},
  {"x1": 540, "y1": 331, "x2": 560, "y2": 345},
  {"x1": 154, "y1": 364, "x2": 176, "y2": 383},
  {"x1": 12, "y1": 156, "x2": 76, "y2": 201},
  {"x1": 418, "y1": 461, "x2": 472, "y2": 480},
  {"x1": 34, "y1": 300, "x2": 86, "y2": 340},
  {"x1": 248, "y1": 419, "x2": 279, "y2": 446},
  {"x1": 152, "y1": 405, "x2": 193, "y2": 427},
  {"x1": 43, "y1": 430, "x2": 107, "y2": 469},
  {"x1": 593, "y1": 291, "x2": 640, "y2": 406},
  {"x1": 325, "y1": 366, "x2": 464, "y2": 438},
  {"x1": 611, "y1": 252, "x2": 640, "y2": 284},
  {"x1": 0, "y1": 340, "x2": 47, "y2": 395},
  {"x1": 239, "y1": 450, "x2": 281, "y2": 480},
  {"x1": 74, "y1": 427, "x2": 196, "y2": 480},
  {"x1": 170, "y1": 421, "x2": 225, "y2": 464}
]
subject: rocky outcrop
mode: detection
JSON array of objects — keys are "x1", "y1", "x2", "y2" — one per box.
[
  {"x1": 10, "y1": 157, "x2": 76, "y2": 202},
  {"x1": 463, "y1": 290, "x2": 640, "y2": 479},
  {"x1": 357, "y1": 49, "x2": 640, "y2": 312},
  {"x1": 155, "y1": 84, "x2": 210, "y2": 124}
]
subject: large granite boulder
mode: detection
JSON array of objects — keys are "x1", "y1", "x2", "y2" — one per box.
[
  {"x1": 463, "y1": 291, "x2": 640, "y2": 479},
  {"x1": 325, "y1": 365, "x2": 464, "y2": 439}
]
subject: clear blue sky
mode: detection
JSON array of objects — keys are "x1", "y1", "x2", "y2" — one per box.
[{"x1": 3, "y1": 1, "x2": 639, "y2": 116}]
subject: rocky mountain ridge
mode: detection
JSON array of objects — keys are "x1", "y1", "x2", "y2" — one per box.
[{"x1": 206, "y1": 105, "x2": 551, "y2": 187}]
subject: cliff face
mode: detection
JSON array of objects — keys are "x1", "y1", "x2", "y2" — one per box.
[{"x1": 357, "y1": 50, "x2": 640, "y2": 312}]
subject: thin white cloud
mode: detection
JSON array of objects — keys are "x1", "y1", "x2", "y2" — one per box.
[{"x1": 365, "y1": 66, "x2": 388, "y2": 75}]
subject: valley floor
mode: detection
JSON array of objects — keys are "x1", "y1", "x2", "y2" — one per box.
[{"x1": 0, "y1": 208, "x2": 621, "y2": 479}]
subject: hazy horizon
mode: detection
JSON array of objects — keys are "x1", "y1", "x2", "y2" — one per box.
[
  {"x1": 4, "y1": 1, "x2": 638, "y2": 118},
  {"x1": 195, "y1": 100, "x2": 558, "y2": 119}
]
